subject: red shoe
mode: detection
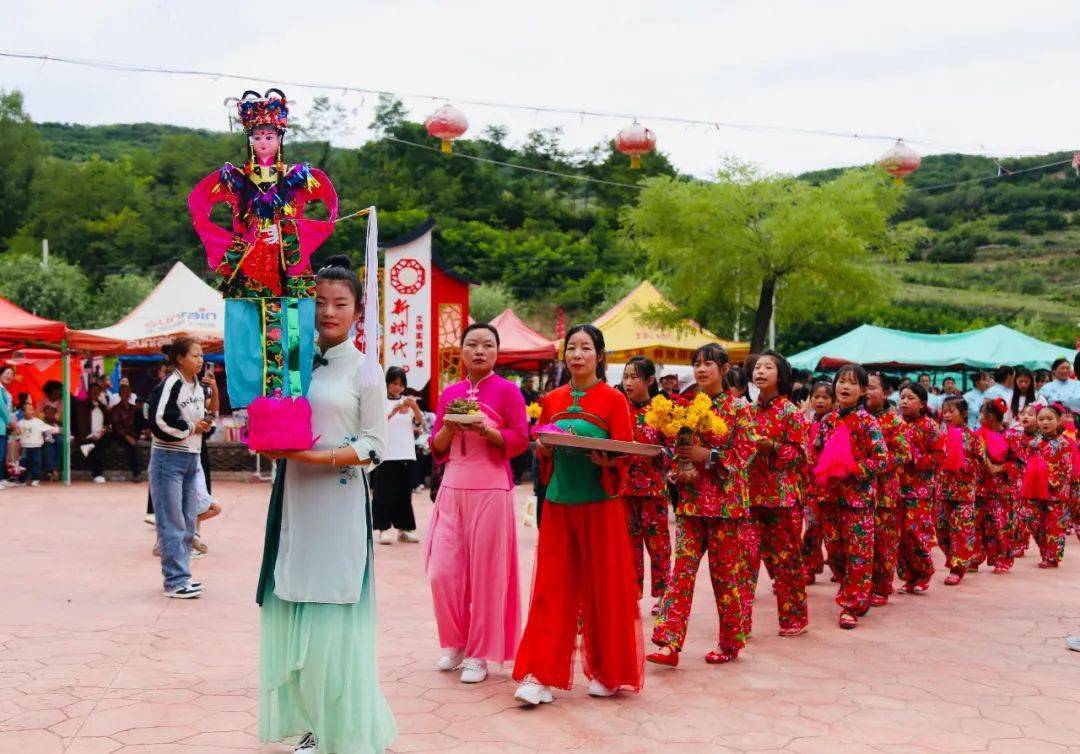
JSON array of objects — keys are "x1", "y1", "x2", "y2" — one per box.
[
  {"x1": 838, "y1": 612, "x2": 857, "y2": 630},
  {"x1": 805, "y1": 573, "x2": 817, "y2": 585},
  {"x1": 779, "y1": 624, "x2": 808, "y2": 637},
  {"x1": 646, "y1": 649, "x2": 679, "y2": 667},
  {"x1": 704, "y1": 649, "x2": 738, "y2": 664},
  {"x1": 992, "y1": 565, "x2": 1009, "y2": 575},
  {"x1": 1038, "y1": 560, "x2": 1058, "y2": 569},
  {"x1": 870, "y1": 594, "x2": 888, "y2": 607},
  {"x1": 944, "y1": 571, "x2": 964, "y2": 586},
  {"x1": 830, "y1": 574, "x2": 841, "y2": 583}
]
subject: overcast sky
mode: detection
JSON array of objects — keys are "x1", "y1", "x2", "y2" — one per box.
[{"x1": 3, "y1": 1, "x2": 1078, "y2": 177}]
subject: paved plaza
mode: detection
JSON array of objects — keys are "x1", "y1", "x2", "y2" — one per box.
[{"x1": 1, "y1": 480, "x2": 1079, "y2": 754}]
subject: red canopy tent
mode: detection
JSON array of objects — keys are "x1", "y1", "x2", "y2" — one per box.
[
  {"x1": 0, "y1": 297, "x2": 124, "y2": 484},
  {"x1": 489, "y1": 308, "x2": 557, "y2": 372}
]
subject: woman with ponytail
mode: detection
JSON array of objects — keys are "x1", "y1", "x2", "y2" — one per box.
[{"x1": 256, "y1": 255, "x2": 397, "y2": 754}]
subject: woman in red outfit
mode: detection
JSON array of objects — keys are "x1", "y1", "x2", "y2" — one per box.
[
  {"x1": 512, "y1": 325, "x2": 642, "y2": 706},
  {"x1": 974, "y1": 399, "x2": 1020, "y2": 574},
  {"x1": 813, "y1": 365, "x2": 887, "y2": 630},
  {"x1": 648, "y1": 343, "x2": 757, "y2": 666},
  {"x1": 802, "y1": 382, "x2": 836, "y2": 584},
  {"x1": 866, "y1": 373, "x2": 911, "y2": 606},
  {"x1": 897, "y1": 384, "x2": 943, "y2": 593},
  {"x1": 936, "y1": 397, "x2": 986, "y2": 586},
  {"x1": 744, "y1": 350, "x2": 809, "y2": 636},
  {"x1": 620, "y1": 357, "x2": 672, "y2": 616}
]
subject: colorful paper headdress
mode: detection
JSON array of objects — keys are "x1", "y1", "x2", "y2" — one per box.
[{"x1": 237, "y1": 89, "x2": 288, "y2": 132}]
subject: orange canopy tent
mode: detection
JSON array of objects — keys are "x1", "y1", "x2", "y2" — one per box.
[{"x1": 489, "y1": 309, "x2": 558, "y2": 372}]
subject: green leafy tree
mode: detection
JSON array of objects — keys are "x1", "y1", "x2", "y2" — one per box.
[
  {"x1": 90, "y1": 273, "x2": 157, "y2": 328},
  {"x1": 623, "y1": 162, "x2": 913, "y2": 352},
  {"x1": 0, "y1": 91, "x2": 44, "y2": 242},
  {"x1": 469, "y1": 282, "x2": 516, "y2": 323},
  {"x1": 0, "y1": 254, "x2": 90, "y2": 324}
]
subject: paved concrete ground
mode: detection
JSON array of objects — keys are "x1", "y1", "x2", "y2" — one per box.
[{"x1": 1, "y1": 480, "x2": 1079, "y2": 754}]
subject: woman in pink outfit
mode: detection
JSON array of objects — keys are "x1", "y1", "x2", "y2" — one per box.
[{"x1": 425, "y1": 322, "x2": 529, "y2": 684}]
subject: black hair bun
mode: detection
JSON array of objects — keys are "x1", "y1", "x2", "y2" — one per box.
[
  {"x1": 160, "y1": 345, "x2": 172, "y2": 358},
  {"x1": 324, "y1": 254, "x2": 354, "y2": 270}
]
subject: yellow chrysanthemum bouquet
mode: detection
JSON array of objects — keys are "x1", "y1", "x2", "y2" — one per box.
[{"x1": 644, "y1": 392, "x2": 729, "y2": 482}]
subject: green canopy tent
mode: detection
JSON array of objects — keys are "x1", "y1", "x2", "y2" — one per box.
[{"x1": 789, "y1": 325, "x2": 1077, "y2": 386}]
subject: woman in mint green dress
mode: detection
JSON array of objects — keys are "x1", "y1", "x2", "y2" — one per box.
[{"x1": 257, "y1": 254, "x2": 397, "y2": 754}]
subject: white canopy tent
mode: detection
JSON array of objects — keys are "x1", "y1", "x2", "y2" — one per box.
[{"x1": 84, "y1": 261, "x2": 224, "y2": 353}]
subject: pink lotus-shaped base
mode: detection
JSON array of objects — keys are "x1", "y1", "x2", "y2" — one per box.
[{"x1": 245, "y1": 395, "x2": 316, "y2": 452}]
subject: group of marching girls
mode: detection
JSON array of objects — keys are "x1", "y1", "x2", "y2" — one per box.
[{"x1": 424, "y1": 324, "x2": 1077, "y2": 713}]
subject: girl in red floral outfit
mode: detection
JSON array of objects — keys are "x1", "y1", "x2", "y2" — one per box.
[
  {"x1": 802, "y1": 382, "x2": 836, "y2": 584},
  {"x1": 648, "y1": 343, "x2": 756, "y2": 666},
  {"x1": 620, "y1": 357, "x2": 672, "y2": 615},
  {"x1": 866, "y1": 373, "x2": 911, "y2": 606},
  {"x1": 1023, "y1": 404, "x2": 1074, "y2": 568},
  {"x1": 897, "y1": 383, "x2": 943, "y2": 593},
  {"x1": 744, "y1": 350, "x2": 809, "y2": 637},
  {"x1": 936, "y1": 397, "x2": 986, "y2": 586},
  {"x1": 1008, "y1": 404, "x2": 1040, "y2": 558},
  {"x1": 974, "y1": 399, "x2": 1021, "y2": 574},
  {"x1": 813, "y1": 365, "x2": 888, "y2": 630}
]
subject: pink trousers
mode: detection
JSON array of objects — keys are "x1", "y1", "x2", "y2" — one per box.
[{"x1": 423, "y1": 486, "x2": 521, "y2": 663}]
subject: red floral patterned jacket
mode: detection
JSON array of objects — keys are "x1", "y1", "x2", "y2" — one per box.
[
  {"x1": 935, "y1": 425, "x2": 984, "y2": 506},
  {"x1": 975, "y1": 427, "x2": 1021, "y2": 500},
  {"x1": 803, "y1": 413, "x2": 831, "y2": 508},
  {"x1": 1025, "y1": 435, "x2": 1074, "y2": 503},
  {"x1": 672, "y1": 393, "x2": 756, "y2": 519},
  {"x1": 748, "y1": 396, "x2": 807, "y2": 508},
  {"x1": 871, "y1": 406, "x2": 911, "y2": 508},
  {"x1": 620, "y1": 396, "x2": 669, "y2": 499},
  {"x1": 900, "y1": 414, "x2": 942, "y2": 501},
  {"x1": 815, "y1": 406, "x2": 888, "y2": 509}
]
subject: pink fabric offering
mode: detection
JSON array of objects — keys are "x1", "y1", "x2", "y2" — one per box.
[
  {"x1": 978, "y1": 426, "x2": 1008, "y2": 464},
  {"x1": 245, "y1": 395, "x2": 316, "y2": 452},
  {"x1": 942, "y1": 426, "x2": 965, "y2": 472},
  {"x1": 814, "y1": 423, "x2": 858, "y2": 487},
  {"x1": 1022, "y1": 455, "x2": 1050, "y2": 499}
]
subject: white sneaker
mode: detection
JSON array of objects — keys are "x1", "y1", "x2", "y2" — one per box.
[
  {"x1": 514, "y1": 679, "x2": 553, "y2": 706},
  {"x1": 0, "y1": 481, "x2": 8, "y2": 489},
  {"x1": 398, "y1": 530, "x2": 420, "y2": 543},
  {"x1": 377, "y1": 530, "x2": 394, "y2": 545},
  {"x1": 294, "y1": 732, "x2": 317, "y2": 753},
  {"x1": 460, "y1": 658, "x2": 488, "y2": 684},
  {"x1": 30, "y1": 480, "x2": 40, "y2": 487},
  {"x1": 143, "y1": 513, "x2": 156, "y2": 525},
  {"x1": 190, "y1": 549, "x2": 204, "y2": 560},
  {"x1": 587, "y1": 679, "x2": 616, "y2": 698},
  {"x1": 93, "y1": 476, "x2": 106, "y2": 484},
  {"x1": 437, "y1": 648, "x2": 465, "y2": 671}
]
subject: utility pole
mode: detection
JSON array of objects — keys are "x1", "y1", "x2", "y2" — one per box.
[{"x1": 41, "y1": 238, "x2": 49, "y2": 266}]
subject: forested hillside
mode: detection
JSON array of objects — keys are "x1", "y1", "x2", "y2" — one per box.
[{"x1": 0, "y1": 90, "x2": 1076, "y2": 348}]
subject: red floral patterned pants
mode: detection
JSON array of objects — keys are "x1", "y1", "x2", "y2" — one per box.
[
  {"x1": 820, "y1": 502, "x2": 874, "y2": 616},
  {"x1": 1013, "y1": 500, "x2": 1033, "y2": 556},
  {"x1": 972, "y1": 496, "x2": 1014, "y2": 569},
  {"x1": 623, "y1": 495, "x2": 672, "y2": 600},
  {"x1": 1031, "y1": 500, "x2": 1067, "y2": 565},
  {"x1": 897, "y1": 498, "x2": 936, "y2": 587},
  {"x1": 872, "y1": 505, "x2": 901, "y2": 598},
  {"x1": 801, "y1": 502, "x2": 826, "y2": 578},
  {"x1": 743, "y1": 506, "x2": 808, "y2": 633},
  {"x1": 936, "y1": 499, "x2": 976, "y2": 573},
  {"x1": 652, "y1": 515, "x2": 748, "y2": 654}
]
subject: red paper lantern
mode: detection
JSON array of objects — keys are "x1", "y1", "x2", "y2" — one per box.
[
  {"x1": 616, "y1": 121, "x2": 657, "y2": 169},
  {"x1": 878, "y1": 139, "x2": 921, "y2": 180},
  {"x1": 425, "y1": 104, "x2": 468, "y2": 153}
]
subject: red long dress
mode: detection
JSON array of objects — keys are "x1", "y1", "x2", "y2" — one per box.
[{"x1": 512, "y1": 382, "x2": 644, "y2": 692}]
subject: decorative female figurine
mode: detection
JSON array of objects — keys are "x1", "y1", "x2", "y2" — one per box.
[{"x1": 188, "y1": 89, "x2": 338, "y2": 447}]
